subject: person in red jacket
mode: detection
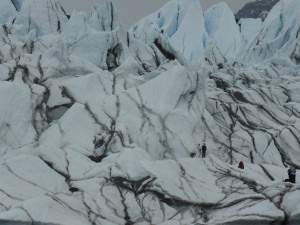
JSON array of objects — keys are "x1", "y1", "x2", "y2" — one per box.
[{"x1": 238, "y1": 161, "x2": 244, "y2": 169}]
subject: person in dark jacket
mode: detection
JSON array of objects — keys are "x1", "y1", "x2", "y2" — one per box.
[
  {"x1": 285, "y1": 168, "x2": 292, "y2": 182},
  {"x1": 290, "y1": 166, "x2": 296, "y2": 183},
  {"x1": 238, "y1": 161, "x2": 244, "y2": 169},
  {"x1": 202, "y1": 143, "x2": 206, "y2": 158},
  {"x1": 288, "y1": 168, "x2": 292, "y2": 182},
  {"x1": 285, "y1": 166, "x2": 297, "y2": 183}
]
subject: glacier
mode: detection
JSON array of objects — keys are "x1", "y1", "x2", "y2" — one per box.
[{"x1": 0, "y1": 0, "x2": 300, "y2": 224}]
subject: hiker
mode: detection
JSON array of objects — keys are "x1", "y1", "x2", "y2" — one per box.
[
  {"x1": 284, "y1": 167, "x2": 291, "y2": 182},
  {"x1": 285, "y1": 166, "x2": 297, "y2": 183},
  {"x1": 202, "y1": 143, "x2": 207, "y2": 158},
  {"x1": 290, "y1": 166, "x2": 296, "y2": 183},
  {"x1": 197, "y1": 144, "x2": 201, "y2": 157},
  {"x1": 238, "y1": 161, "x2": 244, "y2": 169}
]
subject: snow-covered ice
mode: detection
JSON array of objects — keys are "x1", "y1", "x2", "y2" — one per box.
[{"x1": 0, "y1": 0, "x2": 299, "y2": 224}]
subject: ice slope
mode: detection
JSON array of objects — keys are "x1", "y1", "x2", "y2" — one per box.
[
  {"x1": 243, "y1": 0, "x2": 300, "y2": 63},
  {"x1": 10, "y1": 0, "x2": 68, "y2": 36},
  {"x1": 130, "y1": 0, "x2": 245, "y2": 62},
  {"x1": 0, "y1": 82, "x2": 38, "y2": 154},
  {"x1": 0, "y1": 0, "x2": 17, "y2": 24},
  {"x1": 204, "y1": 3, "x2": 242, "y2": 59},
  {"x1": 11, "y1": 0, "x2": 23, "y2": 11},
  {"x1": 129, "y1": 0, "x2": 207, "y2": 62},
  {"x1": 0, "y1": 0, "x2": 299, "y2": 224},
  {"x1": 239, "y1": 18, "x2": 262, "y2": 53},
  {"x1": 0, "y1": 149, "x2": 299, "y2": 225},
  {"x1": 129, "y1": 0, "x2": 300, "y2": 65}
]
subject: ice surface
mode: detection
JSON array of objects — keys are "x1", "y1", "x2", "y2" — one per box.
[
  {"x1": 0, "y1": 0, "x2": 17, "y2": 24},
  {"x1": 0, "y1": 0, "x2": 299, "y2": 224},
  {"x1": 204, "y1": 3, "x2": 241, "y2": 59},
  {"x1": 10, "y1": 0, "x2": 68, "y2": 36},
  {"x1": 243, "y1": 0, "x2": 300, "y2": 63},
  {"x1": 129, "y1": 0, "x2": 207, "y2": 62}
]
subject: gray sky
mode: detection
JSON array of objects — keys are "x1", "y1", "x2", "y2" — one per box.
[{"x1": 58, "y1": 0, "x2": 255, "y2": 29}]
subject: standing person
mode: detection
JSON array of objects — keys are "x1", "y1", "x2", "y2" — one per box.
[
  {"x1": 288, "y1": 167, "x2": 292, "y2": 182},
  {"x1": 290, "y1": 166, "x2": 296, "y2": 183},
  {"x1": 238, "y1": 161, "x2": 244, "y2": 169},
  {"x1": 285, "y1": 167, "x2": 292, "y2": 182},
  {"x1": 197, "y1": 144, "x2": 201, "y2": 158},
  {"x1": 202, "y1": 143, "x2": 207, "y2": 158}
]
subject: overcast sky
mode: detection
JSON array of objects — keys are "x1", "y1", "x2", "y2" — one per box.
[{"x1": 58, "y1": 0, "x2": 255, "y2": 29}]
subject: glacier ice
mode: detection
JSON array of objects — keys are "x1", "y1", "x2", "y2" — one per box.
[
  {"x1": 0, "y1": 0, "x2": 17, "y2": 24},
  {"x1": 0, "y1": 0, "x2": 299, "y2": 224}
]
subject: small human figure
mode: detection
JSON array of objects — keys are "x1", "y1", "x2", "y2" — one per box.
[
  {"x1": 238, "y1": 161, "x2": 244, "y2": 169},
  {"x1": 202, "y1": 143, "x2": 206, "y2": 158},
  {"x1": 288, "y1": 167, "x2": 292, "y2": 182},
  {"x1": 290, "y1": 166, "x2": 296, "y2": 183},
  {"x1": 284, "y1": 167, "x2": 291, "y2": 182},
  {"x1": 197, "y1": 144, "x2": 201, "y2": 157},
  {"x1": 285, "y1": 166, "x2": 297, "y2": 183}
]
